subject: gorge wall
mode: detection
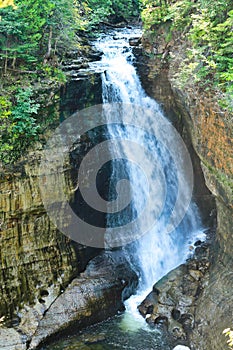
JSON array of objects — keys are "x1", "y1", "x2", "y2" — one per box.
[
  {"x1": 0, "y1": 69, "x2": 103, "y2": 322},
  {"x1": 0, "y1": 148, "x2": 99, "y2": 321},
  {"x1": 136, "y1": 25, "x2": 233, "y2": 349}
]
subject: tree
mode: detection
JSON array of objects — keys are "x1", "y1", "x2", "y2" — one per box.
[
  {"x1": 42, "y1": 0, "x2": 76, "y2": 62},
  {"x1": 0, "y1": 0, "x2": 77, "y2": 72},
  {"x1": 0, "y1": 1, "x2": 51, "y2": 71}
]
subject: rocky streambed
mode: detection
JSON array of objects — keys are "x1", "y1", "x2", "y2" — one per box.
[{"x1": 138, "y1": 237, "x2": 212, "y2": 348}]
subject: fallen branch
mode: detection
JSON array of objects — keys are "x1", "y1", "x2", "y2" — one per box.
[
  {"x1": 5, "y1": 68, "x2": 37, "y2": 74},
  {"x1": 100, "y1": 21, "x2": 127, "y2": 28}
]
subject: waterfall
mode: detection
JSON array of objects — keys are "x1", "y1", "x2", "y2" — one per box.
[{"x1": 91, "y1": 28, "x2": 205, "y2": 318}]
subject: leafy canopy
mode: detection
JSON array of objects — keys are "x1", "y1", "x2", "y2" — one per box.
[{"x1": 140, "y1": 0, "x2": 233, "y2": 110}]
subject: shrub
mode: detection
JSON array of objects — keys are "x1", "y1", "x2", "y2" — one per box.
[{"x1": 0, "y1": 88, "x2": 40, "y2": 163}]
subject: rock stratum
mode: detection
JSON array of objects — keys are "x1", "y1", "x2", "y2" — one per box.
[
  {"x1": 135, "y1": 23, "x2": 233, "y2": 350},
  {"x1": 0, "y1": 251, "x2": 137, "y2": 350}
]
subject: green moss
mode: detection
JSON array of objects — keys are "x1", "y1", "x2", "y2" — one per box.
[{"x1": 202, "y1": 159, "x2": 233, "y2": 195}]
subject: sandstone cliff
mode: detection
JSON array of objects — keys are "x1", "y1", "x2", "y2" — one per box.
[{"x1": 136, "y1": 23, "x2": 233, "y2": 349}]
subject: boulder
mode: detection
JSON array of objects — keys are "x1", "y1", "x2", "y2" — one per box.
[
  {"x1": 129, "y1": 37, "x2": 141, "y2": 46},
  {"x1": 138, "y1": 241, "x2": 210, "y2": 346},
  {"x1": 0, "y1": 328, "x2": 26, "y2": 350},
  {"x1": 27, "y1": 250, "x2": 138, "y2": 349}
]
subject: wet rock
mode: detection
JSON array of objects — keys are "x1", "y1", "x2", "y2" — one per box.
[
  {"x1": 194, "y1": 246, "x2": 208, "y2": 259},
  {"x1": 74, "y1": 69, "x2": 93, "y2": 78},
  {"x1": 138, "y1": 291, "x2": 158, "y2": 316},
  {"x1": 65, "y1": 50, "x2": 80, "y2": 59},
  {"x1": 171, "y1": 309, "x2": 181, "y2": 321},
  {"x1": 129, "y1": 37, "x2": 141, "y2": 46},
  {"x1": 154, "y1": 315, "x2": 169, "y2": 329},
  {"x1": 179, "y1": 313, "x2": 194, "y2": 332},
  {"x1": 170, "y1": 323, "x2": 186, "y2": 340},
  {"x1": 132, "y1": 46, "x2": 143, "y2": 56},
  {"x1": 65, "y1": 39, "x2": 102, "y2": 62},
  {"x1": 123, "y1": 46, "x2": 130, "y2": 53},
  {"x1": 60, "y1": 71, "x2": 102, "y2": 116},
  {"x1": 28, "y1": 251, "x2": 138, "y2": 349},
  {"x1": 138, "y1": 242, "x2": 210, "y2": 347},
  {"x1": 81, "y1": 333, "x2": 106, "y2": 344},
  {"x1": 63, "y1": 63, "x2": 89, "y2": 71},
  {"x1": 0, "y1": 328, "x2": 27, "y2": 350},
  {"x1": 87, "y1": 50, "x2": 103, "y2": 61},
  {"x1": 194, "y1": 240, "x2": 202, "y2": 247}
]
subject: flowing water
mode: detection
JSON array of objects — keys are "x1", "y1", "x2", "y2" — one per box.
[{"x1": 43, "y1": 28, "x2": 206, "y2": 350}]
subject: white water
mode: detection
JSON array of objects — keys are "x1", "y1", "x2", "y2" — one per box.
[{"x1": 91, "y1": 28, "x2": 205, "y2": 326}]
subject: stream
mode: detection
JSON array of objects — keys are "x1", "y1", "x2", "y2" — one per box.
[{"x1": 42, "y1": 28, "x2": 205, "y2": 350}]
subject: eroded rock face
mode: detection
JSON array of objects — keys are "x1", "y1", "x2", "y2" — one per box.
[
  {"x1": 0, "y1": 327, "x2": 26, "y2": 350},
  {"x1": 23, "y1": 251, "x2": 137, "y2": 349},
  {"x1": 0, "y1": 38, "x2": 104, "y2": 323},
  {"x1": 136, "y1": 24, "x2": 233, "y2": 350},
  {"x1": 0, "y1": 151, "x2": 103, "y2": 322},
  {"x1": 0, "y1": 155, "x2": 75, "y2": 318},
  {"x1": 138, "y1": 241, "x2": 210, "y2": 348},
  {"x1": 192, "y1": 201, "x2": 233, "y2": 350},
  {"x1": 0, "y1": 251, "x2": 138, "y2": 350}
]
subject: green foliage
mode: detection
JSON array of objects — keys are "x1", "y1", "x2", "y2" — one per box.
[
  {"x1": 111, "y1": 0, "x2": 141, "y2": 21},
  {"x1": 141, "y1": 0, "x2": 169, "y2": 29},
  {"x1": 141, "y1": 0, "x2": 194, "y2": 29},
  {"x1": 0, "y1": 0, "x2": 141, "y2": 164},
  {"x1": 0, "y1": 96, "x2": 13, "y2": 158},
  {"x1": 0, "y1": 0, "x2": 78, "y2": 71},
  {"x1": 0, "y1": 0, "x2": 141, "y2": 70},
  {"x1": 187, "y1": 6, "x2": 233, "y2": 108},
  {"x1": 166, "y1": 0, "x2": 194, "y2": 29},
  {"x1": 0, "y1": 88, "x2": 41, "y2": 163},
  {"x1": 223, "y1": 328, "x2": 233, "y2": 349},
  {"x1": 38, "y1": 64, "x2": 67, "y2": 84},
  {"x1": 0, "y1": 1, "x2": 53, "y2": 66},
  {"x1": 141, "y1": 0, "x2": 233, "y2": 111},
  {"x1": 79, "y1": 0, "x2": 140, "y2": 29}
]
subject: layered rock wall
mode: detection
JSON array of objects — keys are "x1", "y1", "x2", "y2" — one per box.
[
  {"x1": 136, "y1": 26, "x2": 233, "y2": 349},
  {"x1": 0, "y1": 65, "x2": 103, "y2": 321},
  {"x1": 0, "y1": 153, "x2": 97, "y2": 320}
]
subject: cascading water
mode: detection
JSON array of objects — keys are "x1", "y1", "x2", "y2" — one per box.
[
  {"x1": 45, "y1": 28, "x2": 206, "y2": 350},
  {"x1": 91, "y1": 28, "x2": 205, "y2": 306}
]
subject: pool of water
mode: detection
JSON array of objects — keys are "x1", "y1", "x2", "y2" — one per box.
[{"x1": 41, "y1": 313, "x2": 171, "y2": 350}]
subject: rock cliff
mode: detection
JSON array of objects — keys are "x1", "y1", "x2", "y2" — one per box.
[
  {"x1": 135, "y1": 23, "x2": 233, "y2": 349},
  {"x1": 0, "y1": 39, "x2": 105, "y2": 324},
  {"x1": 0, "y1": 151, "x2": 99, "y2": 321}
]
